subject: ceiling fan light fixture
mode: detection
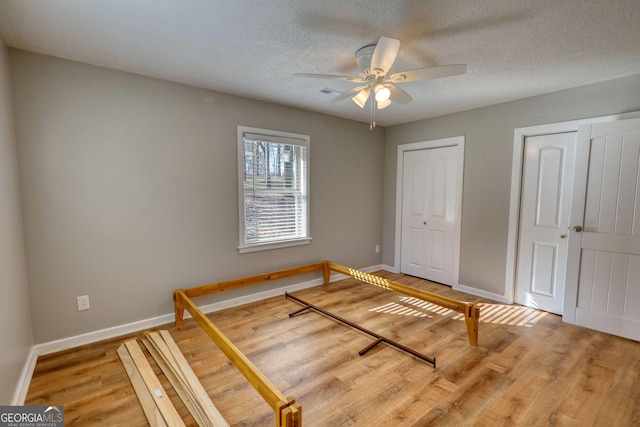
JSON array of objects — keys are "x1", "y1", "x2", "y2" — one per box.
[
  {"x1": 374, "y1": 83, "x2": 391, "y2": 102},
  {"x1": 352, "y1": 88, "x2": 370, "y2": 108},
  {"x1": 376, "y1": 97, "x2": 392, "y2": 109}
]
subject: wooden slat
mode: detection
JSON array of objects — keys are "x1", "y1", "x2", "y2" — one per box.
[
  {"x1": 117, "y1": 344, "x2": 168, "y2": 427},
  {"x1": 122, "y1": 340, "x2": 186, "y2": 427},
  {"x1": 142, "y1": 338, "x2": 211, "y2": 427},
  {"x1": 156, "y1": 331, "x2": 229, "y2": 427}
]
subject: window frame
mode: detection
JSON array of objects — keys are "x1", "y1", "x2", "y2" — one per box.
[{"x1": 237, "y1": 126, "x2": 311, "y2": 253}]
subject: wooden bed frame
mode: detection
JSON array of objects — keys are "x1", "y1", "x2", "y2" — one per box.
[{"x1": 173, "y1": 261, "x2": 480, "y2": 427}]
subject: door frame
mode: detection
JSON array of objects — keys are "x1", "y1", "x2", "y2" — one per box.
[
  {"x1": 505, "y1": 112, "x2": 640, "y2": 313},
  {"x1": 394, "y1": 136, "x2": 465, "y2": 285}
]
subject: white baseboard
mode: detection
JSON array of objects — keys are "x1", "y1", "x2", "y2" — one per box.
[
  {"x1": 453, "y1": 283, "x2": 512, "y2": 304},
  {"x1": 375, "y1": 265, "x2": 509, "y2": 303},
  {"x1": 11, "y1": 346, "x2": 38, "y2": 405},
  {"x1": 381, "y1": 264, "x2": 397, "y2": 273},
  {"x1": 12, "y1": 263, "x2": 382, "y2": 404}
]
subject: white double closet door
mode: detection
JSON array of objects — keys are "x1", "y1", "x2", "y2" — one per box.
[
  {"x1": 516, "y1": 117, "x2": 640, "y2": 341},
  {"x1": 400, "y1": 144, "x2": 460, "y2": 286}
]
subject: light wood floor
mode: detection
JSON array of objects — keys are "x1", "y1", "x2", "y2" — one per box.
[{"x1": 26, "y1": 271, "x2": 640, "y2": 426}]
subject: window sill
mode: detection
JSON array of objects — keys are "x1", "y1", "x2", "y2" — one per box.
[{"x1": 238, "y1": 238, "x2": 312, "y2": 253}]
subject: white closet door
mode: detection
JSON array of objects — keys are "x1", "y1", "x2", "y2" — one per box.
[
  {"x1": 401, "y1": 145, "x2": 458, "y2": 285},
  {"x1": 515, "y1": 132, "x2": 576, "y2": 314},
  {"x1": 565, "y1": 118, "x2": 640, "y2": 341}
]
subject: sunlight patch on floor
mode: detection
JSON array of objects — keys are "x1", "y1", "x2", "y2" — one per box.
[
  {"x1": 400, "y1": 296, "x2": 457, "y2": 316},
  {"x1": 476, "y1": 303, "x2": 548, "y2": 326},
  {"x1": 368, "y1": 301, "x2": 429, "y2": 317},
  {"x1": 369, "y1": 297, "x2": 549, "y2": 327}
]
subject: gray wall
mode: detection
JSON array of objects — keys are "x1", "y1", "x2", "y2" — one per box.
[
  {"x1": 10, "y1": 50, "x2": 385, "y2": 344},
  {"x1": 384, "y1": 74, "x2": 640, "y2": 296},
  {"x1": 0, "y1": 41, "x2": 32, "y2": 403}
]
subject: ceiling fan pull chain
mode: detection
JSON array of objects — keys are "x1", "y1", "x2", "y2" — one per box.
[
  {"x1": 370, "y1": 96, "x2": 373, "y2": 129},
  {"x1": 371, "y1": 97, "x2": 376, "y2": 129}
]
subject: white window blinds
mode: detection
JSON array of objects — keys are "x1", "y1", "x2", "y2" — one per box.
[{"x1": 237, "y1": 127, "x2": 310, "y2": 252}]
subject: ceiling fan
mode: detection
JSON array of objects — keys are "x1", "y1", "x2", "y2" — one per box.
[{"x1": 297, "y1": 36, "x2": 466, "y2": 127}]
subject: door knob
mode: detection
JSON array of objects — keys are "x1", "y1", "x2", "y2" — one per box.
[
  {"x1": 423, "y1": 221, "x2": 427, "y2": 225},
  {"x1": 572, "y1": 225, "x2": 583, "y2": 232}
]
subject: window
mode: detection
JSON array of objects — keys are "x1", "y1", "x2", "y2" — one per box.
[{"x1": 237, "y1": 126, "x2": 310, "y2": 252}]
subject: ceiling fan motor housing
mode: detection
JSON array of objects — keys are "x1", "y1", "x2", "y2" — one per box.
[{"x1": 356, "y1": 44, "x2": 376, "y2": 79}]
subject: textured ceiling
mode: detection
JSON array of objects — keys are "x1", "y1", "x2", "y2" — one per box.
[{"x1": 1, "y1": 0, "x2": 639, "y2": 126}]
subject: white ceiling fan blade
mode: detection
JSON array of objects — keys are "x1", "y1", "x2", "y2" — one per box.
[
  {"x1": 370, "y1": 36, "x2": 400, "y2": 75},
  {"x1": 296, "y1": 73, "x2": 365, "y2": 83},
  {"x1": 326, "y1": 85, "x2": 368, "y2": 104},
  {"x1": 388, "y1": 64, "x2": 467, "y2": 83},
  {"x1": 388, "y1": 85, "x2": 413, "y2": 105}
]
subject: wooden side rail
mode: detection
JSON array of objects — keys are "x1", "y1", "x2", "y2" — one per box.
[
  {"x1": 174, "y1": 290, "x2": 301, "y2": 427},
  {"x1": 174, "y1": 262, "x2": 326, "y2": 323},
  {"x1": 324, "y1": 262, "x2": 480, "y2": 346}
]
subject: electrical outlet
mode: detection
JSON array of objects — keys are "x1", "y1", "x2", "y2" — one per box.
[
  {"x1": 375, "y1": 244, "x2": 380, "y2": 253},
  {"x1": 77, "y1": 295, "x2": 90, "y2": 311}
]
